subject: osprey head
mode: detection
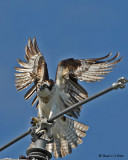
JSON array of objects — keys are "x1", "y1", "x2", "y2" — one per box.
[{"x1": 36, "y1": 80, "x2": 54, "y2": 96}]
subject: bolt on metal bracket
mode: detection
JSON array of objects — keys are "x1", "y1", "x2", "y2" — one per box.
[{"x1": 112, "y1": 77, "x2": 128, "y2": 89}]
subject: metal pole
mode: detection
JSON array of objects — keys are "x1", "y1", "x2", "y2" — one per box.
[{"x1": 0, "y1": 128, "x2": 31, "y2": 151}]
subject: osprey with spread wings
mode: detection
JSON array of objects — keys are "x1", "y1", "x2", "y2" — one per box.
[{"x1": 15, "y1": 38, "x2": 122, "y2": 158}]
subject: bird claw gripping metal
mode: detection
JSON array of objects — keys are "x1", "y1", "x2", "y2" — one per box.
[
  {"x1": 31, "y1": 118, "x2": 54, "y2": 142},
  {"x1": 112, "y1": 77, "x2": 128, "y2": 89}
]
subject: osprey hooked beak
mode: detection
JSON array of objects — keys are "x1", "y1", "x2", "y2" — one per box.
[{"x1": 39, "y1": 84, "x2": 48, "y2": 90}]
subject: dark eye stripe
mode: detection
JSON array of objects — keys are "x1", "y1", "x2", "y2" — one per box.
[{"x1": 47, "y1": 85, "x2": 52, "y2": 91}]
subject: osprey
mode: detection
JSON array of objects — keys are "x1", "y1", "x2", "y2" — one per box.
[{"x1": 15, "y1": 38, "x2": 123, "y2": 158}]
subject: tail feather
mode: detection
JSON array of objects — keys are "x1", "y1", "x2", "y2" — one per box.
[
  {"x1": 66, "y1": 130, "x2": 78, "y2": 149},
  {"x1": 46, "y1": 143, "x2": 53, "y2": 153},
  {"x1": 67, "y1": 118, "x2": 88, "y2": 138},
  {"x1": 60, "y1": 140, "x2": 69, "y2": 157},
  {"x1": 61, "y1": 140, "x2": 69, "y2": 155},
  {"x1": 53, "y1": 139, "x2": 62, "y2": 158},
  {"x1": 53, "y1": 142, "x2": 59, "y2": 158},
  {"x1": 66, "y1": 117, "x2": 89, "y2": 132},
  {"x1": 75, "y1": 129, "x2": 87, "y2": 137},
  {"x1": 74, "y1": 120, "x2": 89, "y2": 131}
]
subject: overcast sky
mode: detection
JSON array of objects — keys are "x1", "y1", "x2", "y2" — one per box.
[{"x1": 0, "y1": 1, "x2": 128, "y2": 160}]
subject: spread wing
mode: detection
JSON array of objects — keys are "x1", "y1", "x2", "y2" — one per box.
[
  {"x1": 15, "y1": 38, "x2": 49, "y2": 108},
  {"x1": 55, "y1": 53, "x2": 123, "y2": 118}
]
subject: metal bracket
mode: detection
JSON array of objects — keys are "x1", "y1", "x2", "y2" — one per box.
[
  {"x1": 31, "y1": 118, "x2": 54, "y2": 142},
  {"x1": 112, "y1": 77, "x2": 128, "y2": 89}
]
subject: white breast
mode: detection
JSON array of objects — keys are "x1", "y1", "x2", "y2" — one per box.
[
  {"x1": 37, "y1": 86, "x2": 56, "y2": 118},
  {"x1": 38, "y1": 99, "x2": 52, "y2": 118}
]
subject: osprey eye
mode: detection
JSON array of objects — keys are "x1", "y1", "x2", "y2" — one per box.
[{"x1": 37, "y1": 84, "x2": 40, "y2": 88}]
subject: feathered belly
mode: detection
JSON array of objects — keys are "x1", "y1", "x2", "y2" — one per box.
[{"x1": 38, "y1": 99, "x2": 52, "y2": 118}]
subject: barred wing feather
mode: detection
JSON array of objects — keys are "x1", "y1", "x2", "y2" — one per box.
[
  {"x1": 15, "y1": 38, "x2": 49, "y2": 108},
  {"x1": 55, "y1": 53, "x2": 123, "y2": 118}
]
